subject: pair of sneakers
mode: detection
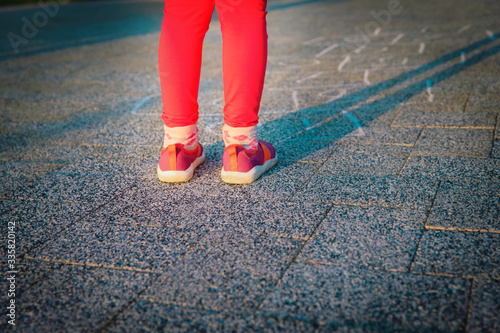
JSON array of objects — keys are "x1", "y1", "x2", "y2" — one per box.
[{"x1": 157, "y1": 141, "x2": 277, "y2": 184}]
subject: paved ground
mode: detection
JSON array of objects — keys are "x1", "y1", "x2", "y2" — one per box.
[{"x1": 1, "y1": 0, "x2": 500, "y2": 331}]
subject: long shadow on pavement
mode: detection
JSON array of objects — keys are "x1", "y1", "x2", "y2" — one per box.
[{"x1": 258, "y1": 33, "x2": 500, "y2": 170}]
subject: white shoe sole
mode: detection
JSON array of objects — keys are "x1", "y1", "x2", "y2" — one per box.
[
  {"x1": 157, "y1": 151, "x2": 206, "y2": 183},
  {"x1": 221, "y1": 154, "x2": 278, "y2": 184}
]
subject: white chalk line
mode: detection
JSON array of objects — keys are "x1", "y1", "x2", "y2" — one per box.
[
  {"x1": 318, "y1": 87, "x2": 345, "y2": 97},
  {"x1": 426, "y1": 80, "x2": 434, "y2": 102},
  {"x1": 292, "y1": 90, "x2": 299, "y2": 110},
  {"x1": 363, "y1": 69, "x2": 371, "y2": 85},
  {"x1": 337, "y1": 55, "x2": 351, "y2": 72},
  {"x1": 427, "y1": 91, "x2": 434, "y2": 102},
  {"x1": 326, "y1": 89, "x2": 347, "y2": 102},
  {"x1": 355, "y1": 45, "x2": 367, "y2": 54},
  {"x1": 343, "y1": 112, "x2": 365, "y2": 136},
  {"x1": 302, "y1": 36, "x2": 325, "y2": 45},
  {"x1": 296, "y1": 72, "x2": 324, "y2": 83},
  {"x1": 131, "y1": 94, "x2": 161, "y2": 115},
  {"x1": 418, "y1": 42, "x2": 425, "y2": 54},
  {"x1": 350, "y1": 127, "x2": 366, "y2": 136},
  {"x1": 390, "y1": 33, "x2": 405, "y2": 46},
  {"x1": 428, "y1": 34, "x2": 444, "y2": 40},
  {"x1": 457, "y1": 24, "x2": 472, "y2": 34},
  {"x1": 315, "y1": 43, "x2": 339, "y2": 58}
]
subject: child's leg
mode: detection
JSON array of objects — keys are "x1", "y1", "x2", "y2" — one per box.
[
  {"x1": 157, "y1": 0, "x2": 213, "y2": 182},
  {"x1": 215, "y1": 1, "x2": 277, "y2": 184},
  {"x1": 215, "y1": 0, "x2": 268, "y2": 150},
  {"x1": 158, "y1": 0, "x2": 215, "y2": 147}
]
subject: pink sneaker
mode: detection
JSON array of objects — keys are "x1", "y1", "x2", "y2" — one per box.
[
  {"x1": 157, "y1": 144, "x2": 205, "y2": 183},
  {"x1": 221, "y1": 141, "x2": 278, "y2": 184}
]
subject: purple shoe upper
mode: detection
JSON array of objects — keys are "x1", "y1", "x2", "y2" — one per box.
[
  {"x1": 223, "y1": 141, "x2": 276, "y2": 173},
  {"x1": 159, "y1": 144, "x2": 203, "y2": 172}
]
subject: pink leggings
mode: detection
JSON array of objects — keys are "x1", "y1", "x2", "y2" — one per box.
[{"x1": 159, "y1": 0, "x2": 268, "y2": 128}]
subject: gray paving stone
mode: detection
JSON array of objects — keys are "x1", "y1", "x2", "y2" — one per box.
[
  {"x1": 259, "y1": 263, "x2": 470, "y2": 332},
  {"x1": 110, "y1": 113, "x2": 162, "y2": 130},
  {"x1": 25, "y1": 173, "x2": 140, "y2": 203},
  {"x1": 392, "y1": 110, "x2": 497, "y2": 128},
  {"x1": 0, "y1": 176, "x2": 39, "y2": 200},
  {"x1": 257, "y1": 117, "x2": 313, "y2": 144},
  {"x1": 471, "y1": 78, "x2": 500, "y2": 97},
  {"x1": 48, "y1": 118, "x2": 163, "y2": 147},
  {"x1": 412, "y1": 230, "x2": 500, "y2": 279},
  {"x1": 0, "y1": 198, "x2": 17, "y2": 215},
  {"x1": 392, "y1": 91, "x2": 470, "y2": 113},
  {"x1": 0, "y1": 97, "x2": 85, "y2": 123},
  {"x1": 55, "y1": 157, "x2": 155, "y2": 180},
  {"x1": 412, "y1": 128, "x2": 493, "y2": 157},
  {"x1": 78, "y1": 183, "x2": 169, "y2": 228},
  {"x1": 337, "y1": 126, "x2": 422, "y2": 146},
  {"x1": 0, "y1": 143, "x2": 93, "y2": 164},
  {"x1": 493, "y1": 138, "x2": 500, "y2": 158},
  {"x1": 108, "y1": 299, "x2": 315, "y2": 333},
  {"x1": 143, "y1": 232, "x2": 303, "y2": 312},
  {"x1": 145, "y1": 175, "x2": 249, "y2": 198},
  {"x1": 22, "y1": 110, "x2": 126, "y2": 147},
  {"x1": 0, "y1": 161, "x2": 64, "y2": 199},
  {"x1": 274, "y1": 140, "x2": 335, "y2": 164},
  {"x1": 468, "y1": 279, "x2": 500, "y2": 333},
  {"x1": 293, "y1": 174, "x2": 439, "y2": 210},
  {"x1": 241, "y1": 161, "x2": 321, "y2": 201},
  {"x1": 469, "y1": 55, "x2": 500, "y2": 75},
  {"x1": 273, "y1": 111, "x2": 357, "y2": 143},
  {"x1": 428, "y1": 180, "x2": 500, "y2": 231},
  {"x1": 347, "y1": 106, "x2": 404, "y2": 129},
  {"x1": 319, "y1": 144, "x2": 410, "y2": 177},
  {"x1": 424, "y1": 80, "x2": 473, "y2": 94},
  {"x1": 259, "y1": 89, "x2": 328, "y2": 117},
  {"x1": 298, "y1": 206, "x2": 426, "y2": 271},
  {"x1": 33, "y1": 220, "x2": 205, "y2": 273},
  {"x1": 95, "y1": 124, "x2": 163, "y2": 147},
  {"x1": 400, "y1": 155, "x2": 500, "y2": 181},
  {"x1": 3, "y1": 264, "x2": 152, "y2": 332},
  {"x1": 87, "y1": 144, "x2": 159, "y2": 164},
  {"x1": 1, "y1": 199, "x2": 91, "y2": 257},
  {"x1": 466, "y1": 95, "x2": 500, "y2": 113},
  {"x1": 496, "y1": 116, "x2": 500, "y2": 138},
  {"x1": 150, "y1": 195, "x2": 332, "y2": 239},
  {"x1": 112, "y1": 177, "x2": 250, "y2": 216}
]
